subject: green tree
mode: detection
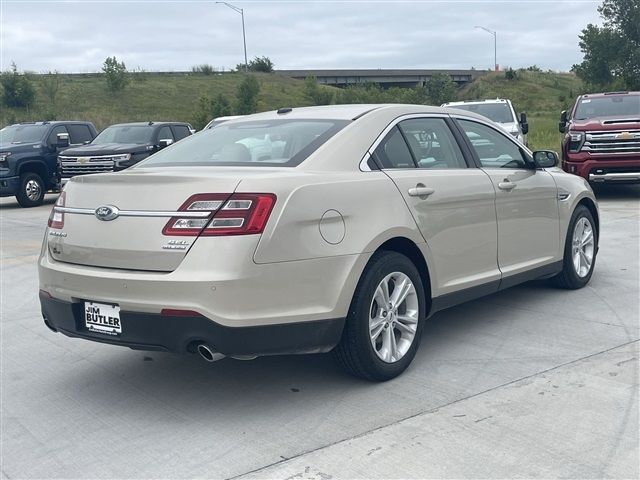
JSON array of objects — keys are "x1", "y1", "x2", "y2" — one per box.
[
  {"x1": 102, "y1": 56, "x2": 129, "y2": 92},
  {"x1": 236, "y1": 75, "x2": 260, "y2": 114},
  {"x1": 573, "y1": 0, "x2": 640, "y2": 89},
  {"x1": 304, "y1": 76, "x2": 333, "y2": 105},
  {"x1": 247, "y1": 56, "x2": 274, "y2": 73},
  {"x1": 193, "y1": 96, "x2": 212, "y2": 130},
  {"x1": 0, "y1": 63, "x2": 35, "y2": 108},
  {"x1": 424, "y1": 73, "x2": 457, "y2": 105}
]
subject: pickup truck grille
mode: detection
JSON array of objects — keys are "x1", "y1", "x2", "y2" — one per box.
[
  {"x1": 59, "y1": 155, "x2": 115, "y2": 178},
  {"x1": 582, "y1": 130, "x2": 640, "y2": 154}
]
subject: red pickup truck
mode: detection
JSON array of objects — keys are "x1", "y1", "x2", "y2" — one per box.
[{"x1": 559, "y1": 91, "x2": 640, "y2": 184}]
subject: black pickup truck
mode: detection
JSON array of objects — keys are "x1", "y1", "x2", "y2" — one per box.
[
  {"x1": 0, "y1": 121, "x2": 97, "y2": 207},
  {"x1": 58, "y1": 121, "x2": 194, "y2": 183}
]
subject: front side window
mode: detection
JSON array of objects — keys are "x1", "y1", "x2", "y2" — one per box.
[
  {"x1": 47, "y1": 125, "x2": 68, "y2": 145},
  {"x1": 0, "y1": 124, "x2": 49, "y2": 144},
  {"x1": 156, "y1": 126, "x2": 174, "y2": 142},
  {"x1": 457, "y1": 119, "x2": 528, "y2": 169},
  {"x1": 93, "y1": 125, "x2": 154, "y2": 145},
  {"x1": 136, "y1": 119, "x2": 348, "y2": 168},
  {"x1": 373, "y1": 127, "x2": 415, "y2": 169},
  {"x1": 398, "y1": 118, "x2": 467, "y2": 169}
]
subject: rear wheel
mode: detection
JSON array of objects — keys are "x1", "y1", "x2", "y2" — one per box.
[
  {"x1": 16, "y1": 172, "x2": 45, "y2": 207},
  {"x1": 333, "y1": 251, "x2": 426, "y2": 381},
  {"x1": 552, "y1": 205, "x2": 597, "y2": 289}
]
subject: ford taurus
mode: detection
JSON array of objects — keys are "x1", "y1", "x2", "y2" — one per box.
[{"x1": 38, "y1": 105, "x2": 599, "y2": 381}]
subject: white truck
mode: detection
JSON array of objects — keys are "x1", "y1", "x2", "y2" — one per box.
[{"x1": 442, "y1": 98, "x2": 528, "y2": 145}]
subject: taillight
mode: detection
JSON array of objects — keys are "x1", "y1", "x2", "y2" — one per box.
[
  {"x1": 162, "y1": 193, "x2": 276, "y2": 237},
  {"x1": 48, "y1": 192, "x2": 66, "y2": 229}
]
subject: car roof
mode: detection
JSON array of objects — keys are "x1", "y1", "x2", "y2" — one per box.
[
  {"x1": 580, "y1": 91, "x2": 640, "y2": 99},
  {"x1": 442, "y1": 99, "x2": 510, "y2": 106},
  {"x1": 108, "y1": 121, "x2": 192, "y2": 128},
  {"x1": 10, "y1": 120, "x2": 92, "y2": 126},
  {"x1": 228, "y1": 104, "x2": 493, "y2": 122}
]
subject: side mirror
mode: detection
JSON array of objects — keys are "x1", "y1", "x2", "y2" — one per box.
[
  {"x1": 533, "y1": 150, "x2": 559, "y2": 168},
  {"x1": 56, "y1": 132, "x2": 70, "y2": 148},
  {"x1": 519, "y1": 112, "x2": 529, "y2": 135},
  {"x1": 158, "y1": 138, "x2": 173, "y2": 149},
  {"x1": 559, "y1": 111, "x2": 568, "y2": 133}
]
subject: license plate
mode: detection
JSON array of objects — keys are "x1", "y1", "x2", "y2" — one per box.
[{"x1": 84, "y1": 302, "x2": 121, "y2": 336}]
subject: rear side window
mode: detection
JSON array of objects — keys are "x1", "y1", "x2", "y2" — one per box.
[
  {"x1": 374, "y1": 127, "x2": 415, "y2": 169},
  {"x1": 172, "y1": 125, "x2": 191, "y2": 140},
  {"x1": 136, "y1": 119, "x2": 349, "y2": 168},
  {"x1": 67, "y1": 124, "x2": 93, "y2": 144},
  {"x1": 398, "y1": 118, "x2": 467, "y2": 169}
]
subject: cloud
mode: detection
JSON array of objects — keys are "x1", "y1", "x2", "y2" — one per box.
[{"x1": 0, "y1": 0, "x2": 602, "y2": 72}]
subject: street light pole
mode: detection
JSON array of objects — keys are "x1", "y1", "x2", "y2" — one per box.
[
  {"x1": 216, "y1": 1, "x2": 248, "y2": 71},
  {"x1": 475, "y1": 26, "x2": 497, "y2": 71}
]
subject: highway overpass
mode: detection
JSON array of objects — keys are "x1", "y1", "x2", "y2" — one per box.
[{"x1": 277, "y1": 69, "x2": 485, "y2": 88}]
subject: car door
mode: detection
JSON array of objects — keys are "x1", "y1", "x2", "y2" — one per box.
[
  {"x1": 372, "y1": 116, "x2": 500, "y2": 297},
  {"x1": 454, "y1": 117, "x2": 560, "y2": 281}
]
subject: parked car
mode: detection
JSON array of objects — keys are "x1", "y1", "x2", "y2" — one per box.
[
  {"x1": 442, "y1": 99, "x2": 528, "y2": 144},
  {"x1": 57, "y1": 121, "x2": 194, "y2": 183},
  {"x1": 559, "y1": 91, "x2": 640, "y2": 183},
  {"x1": 203, "y1": 115, "x2": 245, "y2": 130},
  {"x1": 0, "y1": 121, "x2": 97, "y2": 207},
  {"x1": 39, "y1": 104, "x2": 598, "y2": 381}
]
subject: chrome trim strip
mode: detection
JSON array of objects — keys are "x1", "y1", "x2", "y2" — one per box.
[
  {"x1": 589, "y1": 172, "x2": 640, "y2": 181},
  {"x1": 55, "y1": 206, "x2": 211, "y2": 218}
]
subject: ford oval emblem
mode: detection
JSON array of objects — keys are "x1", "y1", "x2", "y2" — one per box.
[{"x1": 94, "y1": 205, "x2": 119, "y2": 221}]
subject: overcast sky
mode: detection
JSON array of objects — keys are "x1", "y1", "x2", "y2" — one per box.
[{"x1": 1, "y1": 0, "x2": 602, "y2": 73}]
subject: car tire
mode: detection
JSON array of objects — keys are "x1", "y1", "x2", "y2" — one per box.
[
  {"x1": 333, "y1": 251, "x2": 426, "y2": 381},
  {"x1": 552, "y1": 205, "x2": 597, "y2": 289},
  {"x1": 16, "y1": 172, "x2": 45, "y2": 208}
]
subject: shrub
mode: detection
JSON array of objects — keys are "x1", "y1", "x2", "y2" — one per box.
[
  {"x1": 1, "y1": 63, "x2": 36, "y2": 108},
  {"x1": 505, "y1": 68, "x2": 518, "y2": 80},
  {"x1": 304, "y1": 76, "x2": 333, "y2": 105},
  {"x1": 102, "y1": 56, "x2": 129, "y2": 92},
  {"x1": 425, "y1": 73, "x2": 457, "y2": 105},
  {"x1": 236, "y1": 75, "x2": 260, "y2": 114},
  {"x1": 247, "y1": 56, "x2": 274, "y2": 73},
  {"x1": 192, "y1": 64, "x2": 215, "y2": 75},
  {"x1": 41, "y1": 70, "x2": 61, "y2": 107}
]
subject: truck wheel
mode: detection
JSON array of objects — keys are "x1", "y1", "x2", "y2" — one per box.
[
  {"x1": 16, "y1": 173, "x2": 45, "y2": 207},
  {"x1": 333, "y1": 251, "x2": 426, "y2": 381},
  {"x1": 551, "y1": 205, "x2": 597, "y2": 289}
]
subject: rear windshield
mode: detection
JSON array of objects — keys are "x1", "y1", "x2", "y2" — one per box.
[
  {"x1": 452, "y1": 103, "x2": 514, "y2": 123},
  {"x1": 0, "y1": 124, "x2": 48, "y2": 144},
  {"x1": 135, "y1": 119, "x2": 349, "y2": 168},
  {"x1": 93, "y1": 125, "x2": 154, "y2": 145},
  {"x1": 574, "y1": 96, "x2": 640, "y2": 120}
]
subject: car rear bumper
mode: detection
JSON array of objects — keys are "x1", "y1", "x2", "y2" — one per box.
[
  {"x1": 40, "y1": 291, "x2": 345, "y2": 356},
  {"x1": 562, "y1": 158, "x2": 640, "y2": 183}
]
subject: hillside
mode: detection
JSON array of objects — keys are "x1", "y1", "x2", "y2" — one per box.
[
  {"x1": 0, "y1": 72, "x2": 322, "y2": 131},
  {"x1": 1, "y1": 69, "x2": 583, "y2": 151}
]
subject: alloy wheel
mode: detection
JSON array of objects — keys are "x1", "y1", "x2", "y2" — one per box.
[
  {"x1": 369, "y1": 272, "x2": 419, "y2": 363},
  {"x1": 572, "y1": 217, "x2": 595, "y2": 278}
]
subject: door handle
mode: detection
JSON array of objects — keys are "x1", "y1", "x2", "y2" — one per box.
[
  {"x1": 408, "y1": 186, "x2": 435, "y2": 197},
  {"x1": 498, "y1": 181, "x2": 517, "y2": 191}
]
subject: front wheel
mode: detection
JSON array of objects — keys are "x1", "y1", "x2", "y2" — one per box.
[
  {"x1": 552, "y1": 205, "x2": 597, "y2": 289},
  {"x1": 333, "y1": 251, "x2": 426, "y2": 381},
  {"x1": 16, "y1": 173, "x2": 45, "y2": 207}
]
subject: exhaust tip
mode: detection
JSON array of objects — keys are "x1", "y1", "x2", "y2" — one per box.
[{"x1": 197, "y1": 344, "x2": 225, "y2": 363}]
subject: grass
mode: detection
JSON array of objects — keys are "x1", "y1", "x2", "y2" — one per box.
[
  {"x1": 0, "y1": 72, "x2": 318, "y2": 131},
  {"x1": 2, "y1": 69, "x2": 583, "y2": 151}
]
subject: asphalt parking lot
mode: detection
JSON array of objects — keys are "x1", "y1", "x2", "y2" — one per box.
[{"x1": 1, "y1": 185, "x2": 638, "y2": 479}]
